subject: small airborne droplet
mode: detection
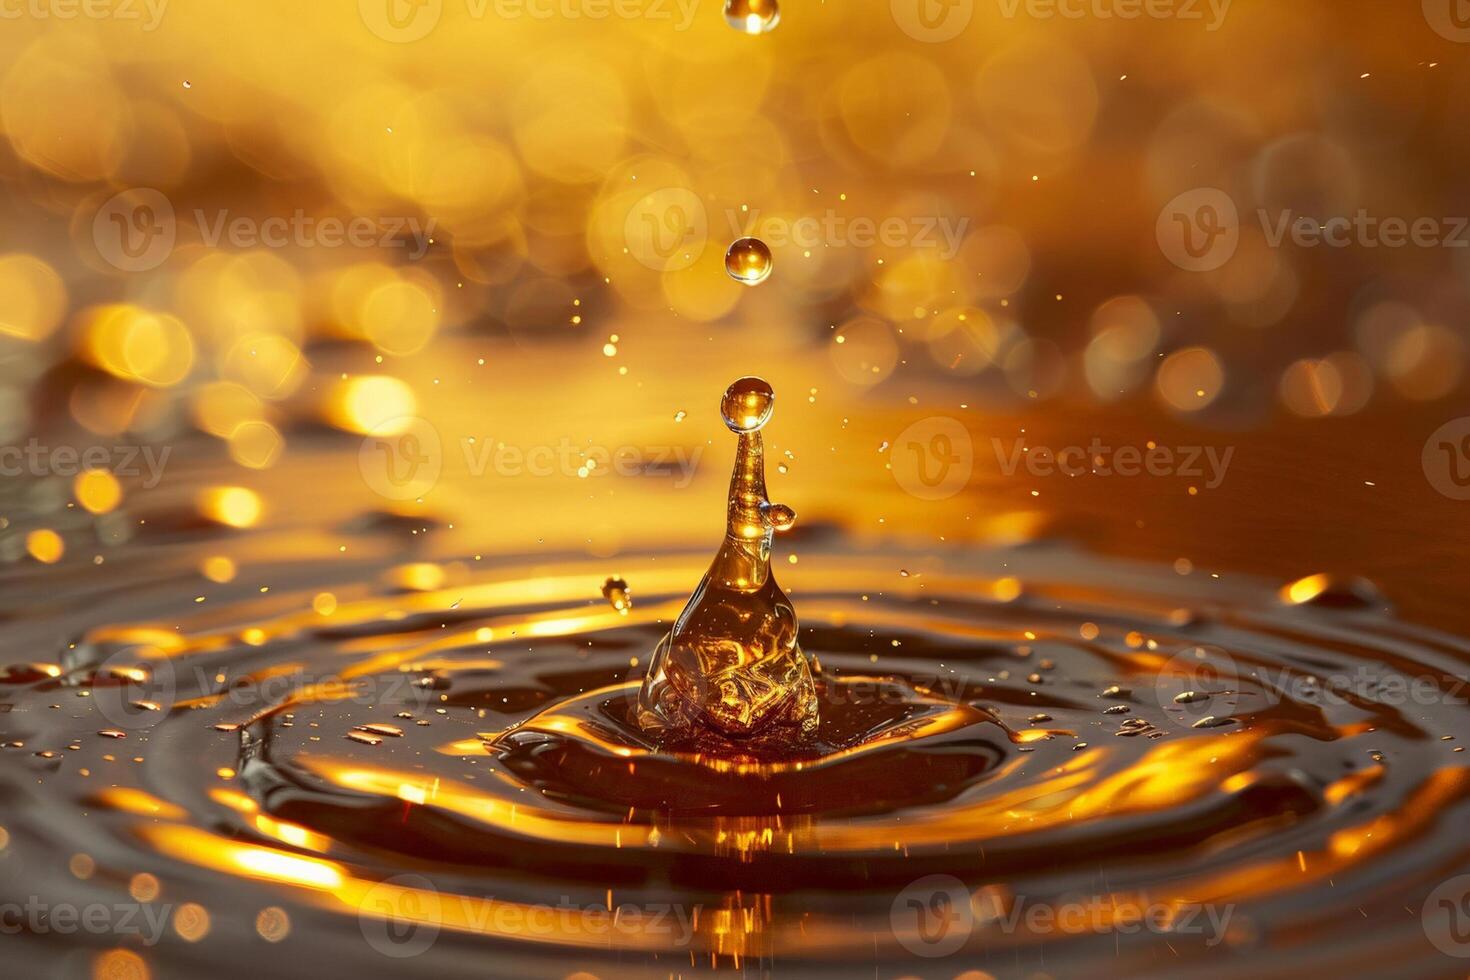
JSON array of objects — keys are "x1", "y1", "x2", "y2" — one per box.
[
  {"x1": 725, "y1": 237, "x2": 773, "y2": 286},
  {"x1": 637, "y1": 377, "x2": 816, "y2": 742},
  {"x1": 724, "y1": 0, "x2": 779, "y2": 34},
  {"x1": 602, "y1": 576, "x2": 632, "y2": 615}
]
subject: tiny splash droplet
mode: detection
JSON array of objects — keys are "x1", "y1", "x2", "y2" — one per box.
[
  {"x1": 721, "y1": 376, "x2": 776, "y2": 433},
  {"x1": 602, "y1": 576, "x2": 633, "y2": 615},
  {"x1": 724, "y1": 237, "x2": 773, "y2": 286},
  {"x1": 724, "y1": 0, "x2": 779, "y2": 33},
  {"x1": 761, "y1": 502, "x2": 796, "y2": 532}
]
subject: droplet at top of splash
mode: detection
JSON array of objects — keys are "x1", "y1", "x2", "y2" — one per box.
[
  {"x1": 637, "y1": 377, "x2": 818, "y2": 743},
  {"x1": 723, "y1": 0, "x2": 780, "y2": 34},
  {"x1": 725, "y1": 237, "x2": 773, "y2": 285}
]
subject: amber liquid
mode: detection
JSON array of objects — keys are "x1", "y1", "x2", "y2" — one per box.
[
  {"x1": 1, "y1": 386, "x2": 1468, "y2": 980},
  {"x1": 3, "y1": 516, "x2": 1469, "y2": 979}
]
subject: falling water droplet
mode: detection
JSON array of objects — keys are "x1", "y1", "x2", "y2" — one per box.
[
  {"x1": 602, "y1": 577, "x2": 632, "y2": 615},
  {"x1": 723, "y1": 0, "x2": 779, "y2": 34},
  {"x1": 724, "y1": 237, "x2": 773, "y2": 286}
]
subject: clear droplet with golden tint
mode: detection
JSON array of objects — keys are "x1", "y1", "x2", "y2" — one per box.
[
  {"x1": 638, "y1": 377, "x2": 817, "y2": 742},
  {"x1": 724, "y1": 0, "x2": 779, "y2": 33},
  {"x1": 724, "y1": 237, "x2": 773, "y2": 286}
]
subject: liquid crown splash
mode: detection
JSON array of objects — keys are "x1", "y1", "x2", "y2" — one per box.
[{"x1": 637, "y1": 377, "x2": 818, "y2": 741}]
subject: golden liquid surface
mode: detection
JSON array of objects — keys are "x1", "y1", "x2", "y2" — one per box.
[{"x1": 2, "y1": 446, "x2": 1469, "y2": 977}]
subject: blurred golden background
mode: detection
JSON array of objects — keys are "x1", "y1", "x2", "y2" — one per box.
[{"x1": 0, "y1": 0, "x2": 1467, "y2": 625}]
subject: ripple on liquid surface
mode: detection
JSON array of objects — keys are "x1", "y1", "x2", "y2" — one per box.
[{"x1": 2, "y1": 538, "x2": 1468, "y2": 975}]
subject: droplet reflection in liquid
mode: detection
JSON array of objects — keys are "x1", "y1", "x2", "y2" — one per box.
[
  {"x1": 724, "y1": 237, "x2": 773, "y2": 285},
  {"x1": 723, "y1": 0, "x2": 779, "y2": 34},
  {"x1": 636, "y1": 377, "x2": 818, "y2": 742}
]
